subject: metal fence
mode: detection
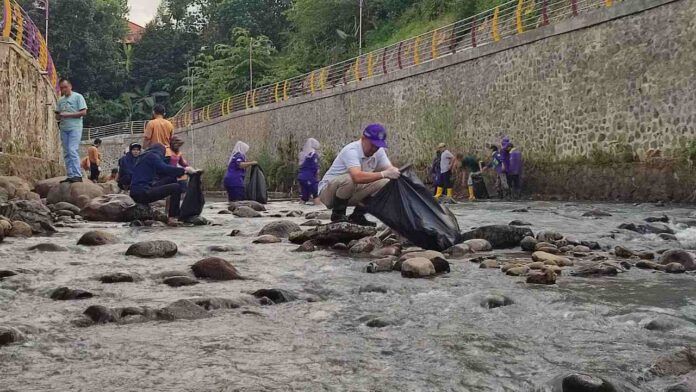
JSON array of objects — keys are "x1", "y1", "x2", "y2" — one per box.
[
  {"x1": 1, "y1": 0, "x2": 58, "y2": 91},
  {"x1": 87, "y1": 0, "x2": 616, "y2": 136},
  {"x1": 82, "y1": 120, "x2": 146, "y2": 141}
]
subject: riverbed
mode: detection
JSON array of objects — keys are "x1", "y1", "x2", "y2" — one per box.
[{"x1": 1, "y1": 200, "x2": 695, "y2": 391}]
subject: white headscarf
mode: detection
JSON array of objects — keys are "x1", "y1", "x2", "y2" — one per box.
[
  {"x1": 229, "y1": 141, "x2": 250, "y2": 164},
  {"x1": 299, "y1": 138, "x2": 320, "y2": 164}
]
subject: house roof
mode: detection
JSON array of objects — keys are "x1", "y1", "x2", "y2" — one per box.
[{"x1": 125, "y1": 21, "x2": 145, "y2": 44}]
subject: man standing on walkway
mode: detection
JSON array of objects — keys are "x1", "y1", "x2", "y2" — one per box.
[
  {"x1": 56, "y1": 78, "x2": 88, "y2": 183},
  {"x1": 318, "y1": 123, "x2": 400, "y2": 227},
  {"x1": 143, "y1": 104, "x2": 174, "y2": 148}
]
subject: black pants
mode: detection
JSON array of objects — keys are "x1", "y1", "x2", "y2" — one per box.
[
  {"x1": 507, "y1": 174, "x2": 521, "y2": 199},
  {"x1": 438, "y1": 171, "x2": 452, "y2": 193},
  {"x1": 131, "y1": 183, "x2": 182, "y2": 218},
  {"x1": 89, "y1": 163, "x2": 100, "y2": 181}
]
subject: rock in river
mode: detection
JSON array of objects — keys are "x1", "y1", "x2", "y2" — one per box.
[
  {"x1": 444, "y1": 243, "x2": 471, "y2": 258},
  {"x1": 126, "y1": 240, "x2": 178, "y2": 258},
  {"x1": 27, "y1": 243, "x2": 68, "y2": 252},
  {"x1": 461, "y1": 225, "x2": 533, "y2": 249},
  {"x1": 295, "y1": 241, "x2": 316, "y2": 252},
  {"x1": 526, "y1": 269, "x2": 556, "y2": 285},
  {"x1": 50, "y1": 287, "x2": 94, "y2": 300},
  {"x1": 258, "y1": 220, "x2": 302, "y2": 238},
  {"x1": 349, "y1": 236, "x2": 381, "y2": 254},
  {"x1": 163, "y1": 276, "x2": 199, "y2": 287},
  {"x1": 228, "y1": 200, "x2": 266, "y2": 212},
  {"x1": 480, "y1": 295, "x2": 514, "y2": 309},
  {"x1": 0, "y1": 199, "x2": 55, "y2": 234},
  {"x1": 520, "y1": 236, "x2": 538, "y2": 252},
  {"x1": 46, "y1": 181, "x2": 103, "y2": 209},
  {"x1": 232, "y1": 206, "x2": 262, "y2": 218},
  {"x1": 464, "y1": 239, "x2": 493, "y2": 252},
  {"x1": 252, "y1": 289, "x2": 297, "y2": 304},
  {"x1": 401, "y1": 257, "x2": 436, "y2": 278},
  {"x1": 649, "y1": 346, "x2": 696, "y2": 377},
  {"x1": 253, "y1": 235, "x2": 281, "y2": 244},
  {"x1": 156, "y1": 299, "x2": 211, "y2": 321},
  {"x1": 9, "y1": 221, "x2": 32, "y2": 237},
  {"x1": 0, "y1": 326, "x2": 26, "y2": 347},
  {"x1": 560, "y1": 373, "x2": 617, "y2": 392},
  {"x1": 659, "y1": 250, "x2": 696, "y2": 271},
  {"x1": 289, "y1": 222, "x2": 377, "y2": 245},
  {"x1": 571, "y1": 263, "x2": 619, "y2": 277},
  {"x1": 532, "y1": 251, "x2": 573, "y2": 267},
  {"x1": 78, "y1": 230, "x2": 117, "y2": 246},
  {"x1": 81, "y1": 194, "x2": 136, "y2": 222},
  {"x1": 191, "y1": 257, "x2": 243, "y2": 281},
  {"x1": 100, "y1": 272, "x2": 136, "y2": 283}
]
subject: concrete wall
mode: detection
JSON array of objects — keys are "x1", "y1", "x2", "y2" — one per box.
[
  {"x1": 94, "y1": 0, "x2": 696, "y2": 201},
  {"x1": 0, "y1": 40, "x2": 62, "y2": 179}
]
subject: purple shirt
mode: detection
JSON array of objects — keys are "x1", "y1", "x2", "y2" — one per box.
[
  {"x1": 223, "y1": 153, "x2": 246, "y2": 187},
  {"x1": 500, "y1": 149, "x2": 511, "y2": 174},
  {"x1": 298, "y1": 152, "x2": 320, "y2": 182},
  {"x1": 508, "y1": 149, "x2": 523, "y2": 176}
]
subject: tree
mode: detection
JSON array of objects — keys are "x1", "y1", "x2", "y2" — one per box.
[
  {"x1": 121, "y1": 80, "x2": 170, "y2": 121},
  {"x1": 177, "y1": 28, "x2": 275, "y2": 108}
]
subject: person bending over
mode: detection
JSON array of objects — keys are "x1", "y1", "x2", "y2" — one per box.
[
  {"x1": 129, "y1": 143, "x2": 197, "y2": 226},
  {"x1": 318, "y1": 123, "x2": 400, "y2": 227},
  {"x1": 297, "y1": 138, "x2": 322, "y2": 205},
  {"x1": 223, "y1": 141, "x2": 258, "y2": 202}
]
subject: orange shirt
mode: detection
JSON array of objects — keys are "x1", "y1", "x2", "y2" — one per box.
[
  {"x1": 87, "y1": 146, "x2": 101, "y2": 165},
  {"x1": 144, "y1": 117, "x2": 174, "y2": 147}
]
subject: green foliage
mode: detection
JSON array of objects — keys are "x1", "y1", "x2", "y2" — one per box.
[
  {"x1": 201, "y1": 164, "x2": 226, "y2": 191},
  {"x1": 254, "y1": 135, "x2": 300, "y2": 193},
  {"x1": 685, "y1": 140, "x2": 696, "y2": 162}
]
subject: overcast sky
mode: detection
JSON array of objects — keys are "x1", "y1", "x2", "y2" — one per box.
[{"x1": 128, "y1": 0, "x2": 160, "y2": 26}]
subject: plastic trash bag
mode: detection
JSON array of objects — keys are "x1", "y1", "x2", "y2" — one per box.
[
  {"x1": 471, "y1": 173, "x2": 489, "y2": 199},
  {"x1": 179, "y1": 172, "x2": 205, "y2": 220},
  {"x1": 365, "y1": 167, "x2": 462, "y2": 251},
  {"x1": 246, "y1": 165, "x2": 268, "y2": 204}
]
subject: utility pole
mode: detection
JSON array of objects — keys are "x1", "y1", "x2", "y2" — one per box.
[
  {"x1": 45, "y1": 0, "x2": 49, "y2": 47},
  {"x1": 187, "y1": 61, "x2": 195, "y2": 165},
  {"x1": 249, "y1": 37, "x2": 253, "y2": 89},
  {"x1": 358, "y1": 0, "x2": 363, "y2": 56}
]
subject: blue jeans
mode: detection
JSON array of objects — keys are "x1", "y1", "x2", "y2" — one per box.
[{"x1": 60, "y1": 129, "x2": 82, "y2": 178}]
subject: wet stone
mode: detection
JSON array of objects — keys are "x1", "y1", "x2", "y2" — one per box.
[
  {"x1": 401, "y1": 257, "x2": 436, "y2": 278},
  {"x1": 350, "y1": 236, "x2": 381, "y2": 254},
  {"x1": 163, "y1": 276, "x2": 199, "y2": 287},
  {"x1": 126, "y1": 240, "x2": 178, "y2": 258},
  {"x1": 258, "y1": 220, "x2": 302, "y2": 238},
  {"x1": 650, "y1": 346, "x2": 696, "y2": 377},
  {"x1": 0, "y1": 326, "x2": 26, "y2": 347},
  {"x1": 218, "y1": 210, "x2": 232, "y2": 214},
  {"x1": 480, "y1": 259, "x2": 499, "y2": 269},
  {"x1": 50, "y1": 287, "x2": 94, "y2": 300},
  {"x1": 251, "y1": 289, "x2": 297, "y2": 304},
  {"x1": 0, "y1": 270, "x2": 17, "y2": 280},
  {"x1": 444, "y1": 244, "x2": 471, "y2": 258},
  {"x1": 366, "y1": 257, "x2": 397, "y2": 273},
  {"x1": 228, "y1": 201, "x2": 266, "y2": 212},
  {"x1": 645, "y1": 215, "x2": 669, "y2": 223},
  {"x1": 480, "y1": 295, "x2": 514, "y2": 309},
  {"x1": 228, "y1": 229, "x2": 242, "y2": 237},
  {"x1": 581, "y1": 241, "x2": 601, "y2": 250},
  {"x1": 365, "y1": 318, "x2": 390, "y2": 328},
  {"x1": 582, "y1": 209, "x2": 612, "y2": 217},
  {"x1": 77, "y1": 231, "x2": 117, "y2": 246},
  {"x1": 664, "y1": 263, "x2": 686, "y2": 274},
  {"x1": 83, "y1": 305, "x2": 118, "y2": 324},
  {"x1": 207, "y1": 245, "x2": 233, "y2": 253},
  {"x1": 571, "y1": 263, "x2": 619, "y2": 277},
  {"x1": 359, "y1": 284, "x2": 388, "y2": 294},
  {"x1": 520, "y1": 236, "x2": 538, "y2": 252},
  {"x1": 561, "y1": 373, "x2": 616, "y2": 392},
  {"x1": 301, "y1": 219, "x2": 323, "y2": 227},
  {"x1": 156, "y1": 299, "x2": 211, "y2": 321},
  {"x1": 331, "y1": 243, "x2": 348, "y2": 251},
  {"x1": 28, "y1": 243, "x2": 68, "y2": 252},
  {"x1": 295, "y1": 240, "x2": 316, "y2": 252},
  {"x1": 645, "y1": 318, "x2": 681, "y2": 332},
  {"x1": 526, "y1": 270, "x2": 557, "y2": 285},
  {"x1": 659, "y1": 250, "x2": 696, "y2": 271},
  {"x1": 509, "y1": 220, "x2": 532, "y2": 226},
  {"x1": 461, "y1": 225, "x2": 533, "y2": 249},
  {"x1": 464, "y1": 239, "x2": 493, "y2": 252},
  {"x1": 232, "y1": 206, "x2": 262, "y2": 218},
  {"x1": 100, "y1": 272, "x2": 135, "y2": 284},
  {"x1": 505, "y1": 266, "x2": 530, "y2": 276},
  {"x1": 51, "y1": 202, "x2": 81, "y2": 215},
  {"x1": 253, "y1": 235, "x2": 282, "y2": 244},
  {"x1": 290, "y1": 222, "x2": 377, "y2": 245},
  {"x1": 191, "y1": 257, "x2": 243, "y2": 281},
  {"x1": 9, "y1": 221, "x2": 32, "y2": 237}
]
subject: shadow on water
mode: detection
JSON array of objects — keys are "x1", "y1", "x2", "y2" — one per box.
[{"x1": 0, "y1": 199, "x2": 694, "y2": 390}]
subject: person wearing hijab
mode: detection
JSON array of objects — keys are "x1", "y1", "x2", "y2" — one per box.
[
  {"x1": 130, "y1": 143, "x2": 197, "y2": 225},
  {"x1": 223, "y1": 141, "x2": 258, "y2": 201},
  {"x1": 297, "y1": 138, "x2": 322, "y2": 205},
  {"x1": 117, "y1": 142, "x2": 142, "y2": 191}
]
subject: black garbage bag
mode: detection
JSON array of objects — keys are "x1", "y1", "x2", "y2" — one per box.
[
  {"x1": 365, "y1": 168, "x2": 462, "y2": 251},
  {"x1": 179, "y1": 172, "x2": 205, "y2": 221},
  {"x1": 471, "y1": 173, "x2": 489, "y2": 199},
  {"x1": 246, "y1": 165, "x2": 268, "y2": 204}
]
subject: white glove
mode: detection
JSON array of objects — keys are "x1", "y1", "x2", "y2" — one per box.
[
  {"x1": 381, "y1": 167, "x2": 401, "y2": 180},
  {"x1": 184, "y1": 166, "x2": 197, "y2": 175}
]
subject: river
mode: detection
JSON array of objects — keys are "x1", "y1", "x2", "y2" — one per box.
[{"x1": 1, "y1": 200, "x2": 695, "y2": 391}]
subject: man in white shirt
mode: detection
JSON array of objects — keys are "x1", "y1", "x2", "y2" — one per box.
[
  {"x1": 434, "y1": 142, "x2": 454, "y2": 200},
  {"x1": 319, "y1": 123, "x2": 401, "y2": 226}
]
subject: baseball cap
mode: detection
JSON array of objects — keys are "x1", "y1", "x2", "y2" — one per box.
[
  {"x1": 363, "y1": 123, "x2": 388, "y2": 149},
  {"x1": 436, "y1": 143, "x2": 446, "y2": 149}
]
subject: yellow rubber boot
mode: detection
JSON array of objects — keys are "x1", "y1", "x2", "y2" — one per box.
[
  {"x1": 434, "y1": 187, "x2": 443, "y2": 199},
  {"x1": 468, "y1": 186, "x2": 476, "y2": 201},
  {"x1": 446, "y1": 188, "x2": 454, "y2": 198}
]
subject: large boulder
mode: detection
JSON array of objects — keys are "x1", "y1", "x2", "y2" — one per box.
[
  {"x1": 97, "y1": 181, "x2": 120, "y2": 195},
  {"x1": 0, "y1": 176, "x2": 32, "y2": 200},
  {"x1": 659, "y1": 250, "x2": 696, "y2": 271},
  {"x1": 650, "y1": 346, "x2": 696, "y2": 377},
  {"x1": 0, "y1": 200, "x2": 54, "y2": 234},
  {"x1": 191, "y1": 257, "x2": 243, "y2": 280},
  {"x1": 464, "y1": 239, "x2": 493, "y2": 252},
  {"x1": 0, "y1": 326, "x2": 26, "y2": 347},
  {"x1": 258, "y1": 220, "x2": 302, "y2": 238},
  {"x1": 401, "y1": 257, "x2": 436, "y2": 278},
  {"x1": 78, "y1": 231, "x2": 117, "y2": 246},
  {"x1": 126, "y1": 240, "x2": 178, "y2": 258},
  {"x1": 289, "y1": 222, "x2": 377, "y2": 245},
  {"x1": 81, "y1": 194, "x2": 135, "y2": 222},
  {"x1": 9, "y1": 221, "x2": 32, "y2": 237},
  {"x1": 47, "y1": 181, "x2": 104, "y2": 209},
  {"x1": 34, "y1": 177, "x2": 66, "y2": 198},
  {"x1": 461, "y1": 225, "x2": 533, "y2": 249},
  {"x1": 228, "y1": 200, "x2": 266, "y2": 212}
]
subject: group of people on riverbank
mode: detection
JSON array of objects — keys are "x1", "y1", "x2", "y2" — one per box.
[
  {"x1": 432, "y1": 138, "x2": 523, "y2": 201},
  {"x1": 56, "y1": 77, "x2": 520, "y2": 228}
]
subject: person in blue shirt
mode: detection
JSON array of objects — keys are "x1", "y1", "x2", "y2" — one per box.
[
  {"x1": 297, "y1": 138, "x2": 322, "y2": 205},
  {"x1": 223, "y1": 141, "x2": 258, "y2": 201},
  {"x1": 55, "y1": 79, "x2": 88, "y2": 183},
  {"x1": 129, "y1": 143, "x2": 197, "y2": 225},
  {"x1": 117, "y1": 143, "x2": 142, "y2": 191}
]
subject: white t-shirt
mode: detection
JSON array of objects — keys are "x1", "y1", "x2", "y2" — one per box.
[
  {"x1": 440, "y1": 150, "x2": 454, "y2": 173},
  {"x1": 319, "y1": 140, "x2": 392, "y2": 194}
]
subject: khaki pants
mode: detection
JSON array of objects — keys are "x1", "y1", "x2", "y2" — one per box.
[{"x1": 319, "y1": 174, "x2": 389, "y2": 208}]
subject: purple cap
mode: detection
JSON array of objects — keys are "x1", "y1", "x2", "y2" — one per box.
[
  {"x1": 363, "y1": 123, "x2": 388, "y2": 149},
  {"x1": 501, "y1": 136, "x2": 511, "y2": 149}
]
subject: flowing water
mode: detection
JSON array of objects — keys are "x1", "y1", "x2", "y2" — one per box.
[{"x1": 1, "y1": 200, "x2": 695, "y2": 391}]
